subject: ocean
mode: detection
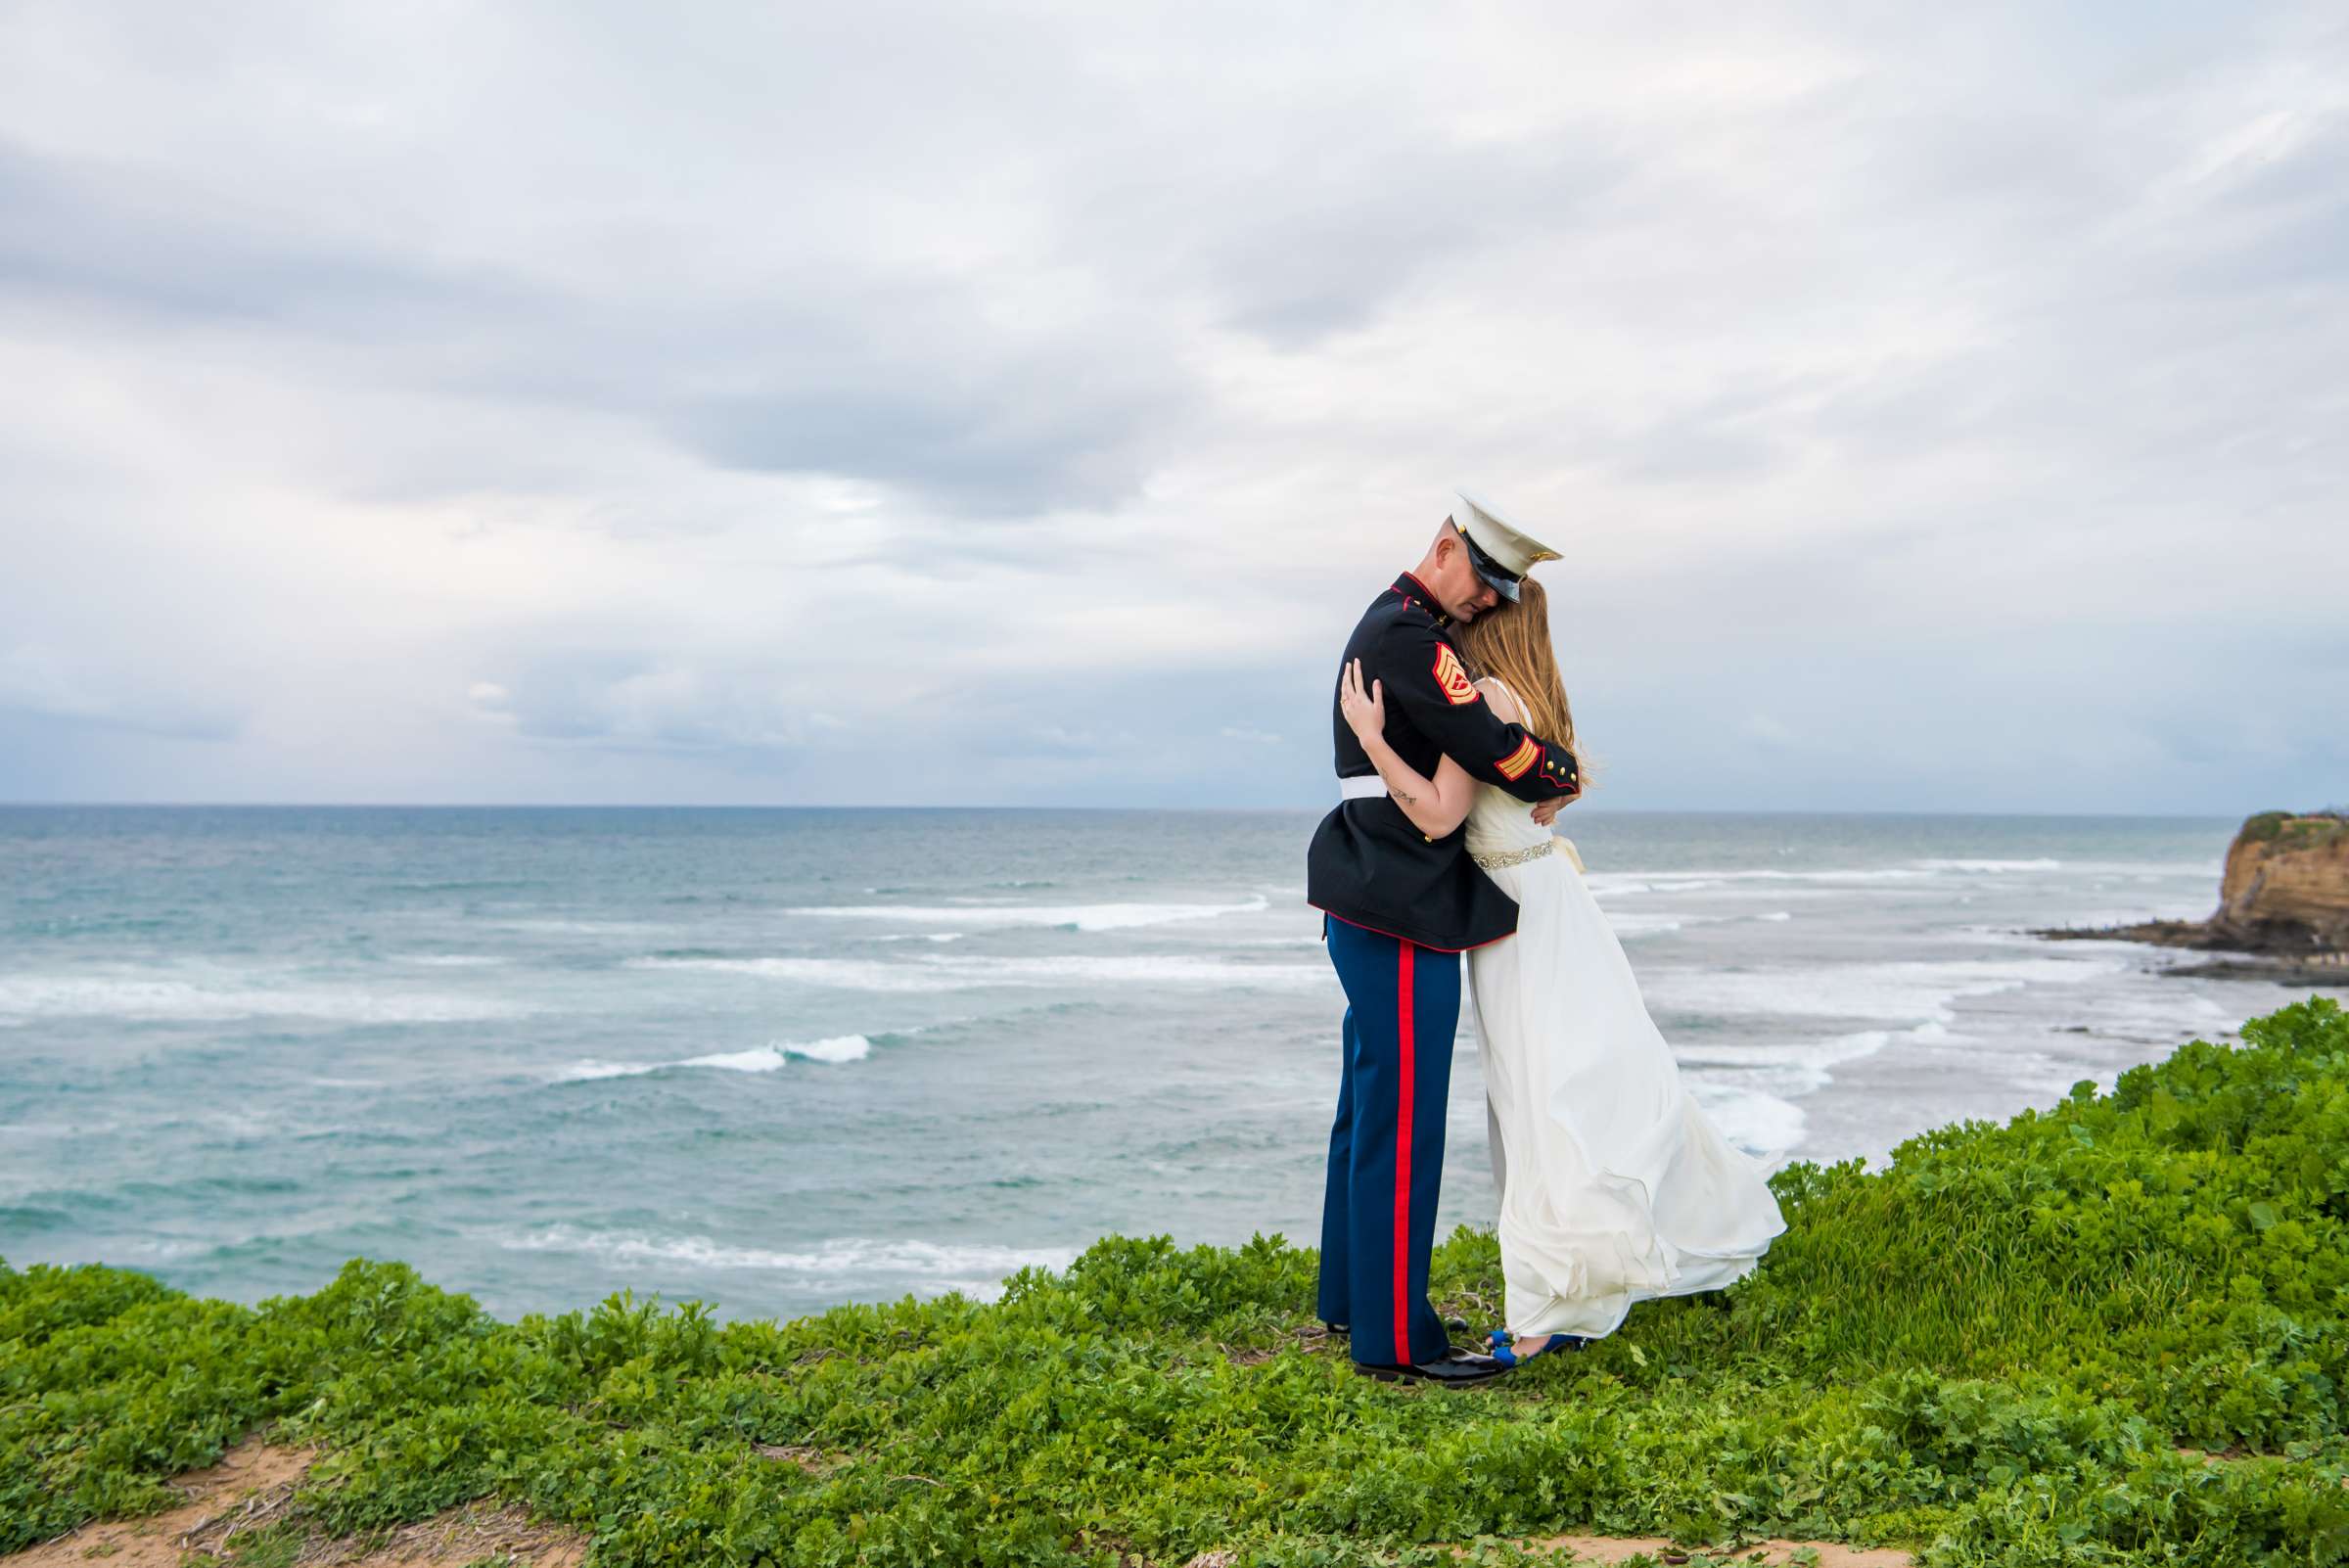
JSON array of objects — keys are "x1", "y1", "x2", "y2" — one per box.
[{"x1": 0, "y1": 807, "x2": 2294, "y2": 1323}]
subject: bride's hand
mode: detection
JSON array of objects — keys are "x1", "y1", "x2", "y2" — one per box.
[
  {"x1": 1531, "y1": 779, "x2": 1582, "y2": 826},
  {"x1": 1339, "y1": 658, "x2": 1385, "y2": 742}
]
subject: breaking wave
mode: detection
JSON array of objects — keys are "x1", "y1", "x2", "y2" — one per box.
[
  {"x1": 554, "y1": 1036, "x2": 872, "y2": 1081},
  {"x1": 499, "y1": 1225, "x2": 1078, "y2": 1299},
  {"x1": 785, "y1": 896, "x2": 1269, "y2": 932}
]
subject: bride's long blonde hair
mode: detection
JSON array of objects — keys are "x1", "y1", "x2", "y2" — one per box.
[{"x1": 1455, "y1": 576, "x2": 1582, "y2": 774}]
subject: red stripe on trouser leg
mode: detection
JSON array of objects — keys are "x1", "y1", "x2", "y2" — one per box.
[{"x1": 1392, "y1": 940, "x2": 1415, "y2": 1365}]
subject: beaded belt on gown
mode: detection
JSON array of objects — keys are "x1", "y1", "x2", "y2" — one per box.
[{"x1": 1470, "y1": 839, "x2": 1555, "y2": 870}]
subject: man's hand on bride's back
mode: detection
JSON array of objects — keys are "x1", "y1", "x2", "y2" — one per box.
[{"x1": 1339, "y1": 658, "x2": 1386, "y2": 742}]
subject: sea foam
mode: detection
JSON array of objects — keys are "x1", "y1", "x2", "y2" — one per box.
[
  {"x1": 1604, "y1": 912, "x2": 1684, "y2": 938},
  {"x1": 1685, "y1": 1080, "x2": 1808, "y2": 1161},
  {"x1": 1674, "y1": 1024, "x2": 1926, "y2": 1096},
  {"x1": 556, "y1": 1036, "x2": 871, "y2": 1081},
  {"x1": 1648, "y1": 953, "x2": 2127, "y2": 1029},
  {"x1": 1583, "y1": 867, "x2": 1925, "y2": 899},
  {"x1": 0, "y1": 971, "x2": 534, "y2": 1023},
  {"x1": 624, "y1": 953, "x2": 1330, "y2": 992},
  {"x1": 501, "y1": 1224, "x2": 1078, "y2": 1298},
  {"x1": 784, "y1": 895, "x2": 1269, "y2": 932}
]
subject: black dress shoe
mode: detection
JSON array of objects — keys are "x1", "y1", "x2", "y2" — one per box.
[{"x1": 1353, "y1": 1349, "x2": 1510, "y2": 1387}]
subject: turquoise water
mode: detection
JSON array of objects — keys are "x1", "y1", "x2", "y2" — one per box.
[{"x1": 0, "y1": 807, "x2": 2277, "y2": 1321}]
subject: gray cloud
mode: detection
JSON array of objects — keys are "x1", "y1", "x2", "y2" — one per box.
[
  {"x1": 0, "y1": 2, "x2": 2343, "y2": 811},
  {"x1": 0, "y1": 137, "x2": 1194, "y2": 514}
]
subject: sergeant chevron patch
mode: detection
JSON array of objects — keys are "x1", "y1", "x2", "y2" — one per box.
[
  {"x1": 1497, "y1": 736, "x2": 1541, "y2": 780},
  {"x1": 1432, "y1": 644, "x2": 1476, "y2": 706}
]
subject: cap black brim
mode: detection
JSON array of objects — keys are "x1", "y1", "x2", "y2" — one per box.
[
  {"x1": 1447, "y1": 526, "x2": 1522, "y2": 600},
  {"x1": 1455, "y1": 522, "x2": 1524, "y2": 602},
  {"x1": 1471, "y1": 563, "x2": 1521, "y2": 602}
]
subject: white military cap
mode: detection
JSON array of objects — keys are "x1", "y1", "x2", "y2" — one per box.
[{"x1": 1450, "y1": 488, "x2": 1560, "y2": 603}]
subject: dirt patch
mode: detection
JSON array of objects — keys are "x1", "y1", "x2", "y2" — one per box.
[
  {"x1": 2179, "y1": 1444, "x2": 2247, "y2": 1465},
  {"x1": 2177, "y1": 1444, "x2": 2349, "y2": 1485},
  {"x1": 8, "y1": 1441, "x2": 316, "y2": 1568},
  {"x1": 4, "y1": 1441, "x2": 588, "y2": 1568},
  {"x1": 305, "y1": 1499, "x2": 588, "y2": 1567},
  {"x1": 1462, "y1": 1537, "x2": 1914, "y2": 1566},
  {"x1": 753, "y1": 1443, "x2": 835, "y2": 1472}
]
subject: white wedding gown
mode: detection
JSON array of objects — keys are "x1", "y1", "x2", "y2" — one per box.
[{"x1": 1463, "y1": 741, "x2": 1788, "y2": 1340}]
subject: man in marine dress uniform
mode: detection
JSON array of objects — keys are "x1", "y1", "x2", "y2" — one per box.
[{"x1": 1305, "y1": 490, "x2": 1580, "y2": 1386}]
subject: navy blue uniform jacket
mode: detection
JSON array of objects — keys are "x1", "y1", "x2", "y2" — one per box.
[{"x1": 1305, "y1": 573, "x2": 1581, "y2": 951}]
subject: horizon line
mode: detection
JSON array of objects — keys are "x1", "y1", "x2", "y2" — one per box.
[{"x1": 0, "y1": 801, "x2": 2254, "y2": 820}]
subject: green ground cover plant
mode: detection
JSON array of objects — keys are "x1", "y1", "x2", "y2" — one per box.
[
  {"x1": 6, "y1": 998, "x2": 2348, "y2": 1566},
  {"x1": 2240, "y1": 810, "x2": 2347, "y2": 849}
]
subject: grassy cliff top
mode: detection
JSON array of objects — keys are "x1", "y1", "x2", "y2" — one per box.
[
  {"x1": 2240, "y1": 810, "x2": 2349, "y2": 850},
  {"x1": 7, "y1": 999, "x2": 2349, "y2": 1567}
]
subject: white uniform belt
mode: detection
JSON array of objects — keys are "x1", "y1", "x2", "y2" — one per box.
[{"x1": 1338, "y1": 775, "x2": 1388, "y2": 801}]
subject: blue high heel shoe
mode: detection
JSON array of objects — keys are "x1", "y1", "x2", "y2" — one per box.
[{"x1": 1485, "y1": 1329, "x2": 1587, "y2": 1367}]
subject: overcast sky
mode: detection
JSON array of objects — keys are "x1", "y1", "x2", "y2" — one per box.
[{"x1": 2, "y1": 3, "x2": 2342, "y2": 813}]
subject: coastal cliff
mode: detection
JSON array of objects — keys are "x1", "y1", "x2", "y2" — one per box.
[
  {"x1": 2043, "y1": 809, "x2": 2349, "y2": 980},
  {"x1": 2210, "y1": 810, "x2": 2349, "y2": 952}
]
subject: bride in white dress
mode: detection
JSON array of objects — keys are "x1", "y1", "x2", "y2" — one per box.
[{"x1": 1337, "y1": 577, "x2": 1786, "y2": 1365}]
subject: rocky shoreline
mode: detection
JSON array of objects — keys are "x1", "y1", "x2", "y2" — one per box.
[{"x1": 2037, "y1": 809, "x2": 2349, "y2": 987}]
